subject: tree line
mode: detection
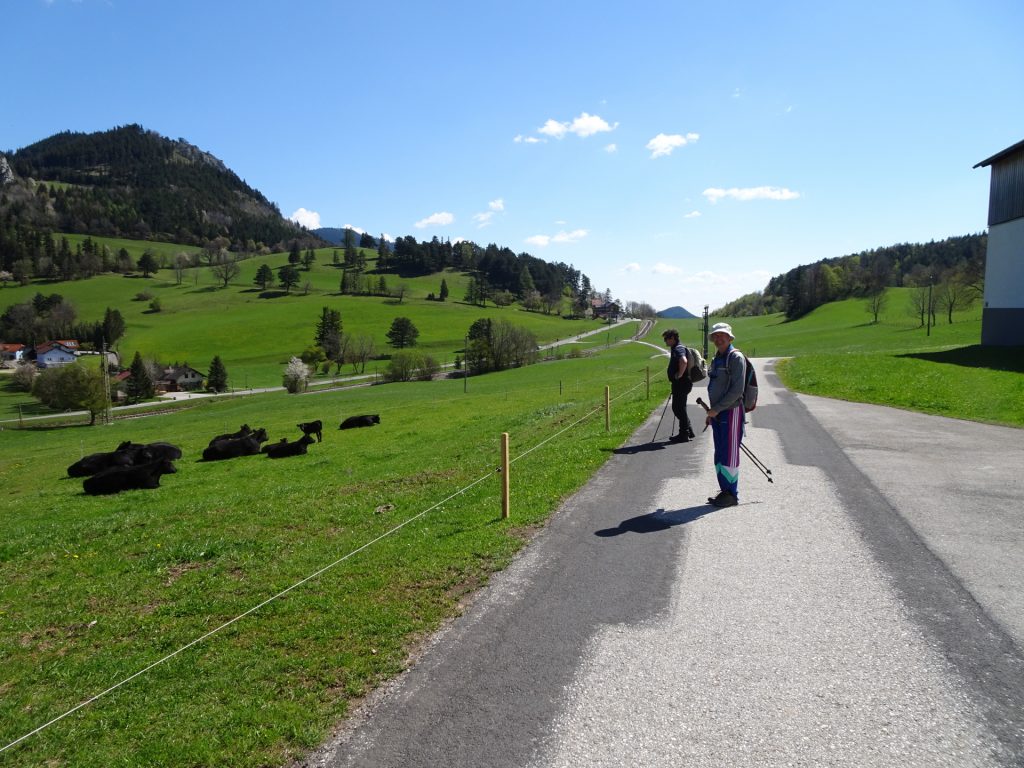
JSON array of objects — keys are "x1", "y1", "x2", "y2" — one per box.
[{"x1": 715, "y1": 233, "x2": 987, "y2": 320}]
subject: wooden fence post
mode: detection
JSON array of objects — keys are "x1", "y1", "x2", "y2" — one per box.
[
  {"x1": 605, "y1": 386, "x2": 611, "y2": 432},
  {"x1": 501, "y1": 432, "x2": 510, "y2": 519}
]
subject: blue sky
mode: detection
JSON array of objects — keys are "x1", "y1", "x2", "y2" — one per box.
[{"x1": 3, "y1": 0, "x2": 1022, "y2": 312}]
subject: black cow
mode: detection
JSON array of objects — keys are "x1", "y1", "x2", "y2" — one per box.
[
  {"x1": 297, "y1": 420, "x2": 323, "y2": 442},
  {"x1": 339, "y1": 414, "x2": 381, "y2": 430},
  {"x1": 263, "y1": 433, "x2": 315, "y2": 459},
  {"x1": 209, "y1": 424, "x2": 252, "y2": 446},
  {"x1": 67, "y1": 441, "x2": 150, "y2": 477},
  {"x1": 83, "y1": 458, "x2": 177, "y2": 496},
  {"x1": 201, "y1": 428, "x2": 268, "y2": 461},
  {"x1": 143, "y1": 442, "x2": 183, "y2": 461}
]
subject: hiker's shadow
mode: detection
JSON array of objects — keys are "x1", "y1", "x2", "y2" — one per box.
[
  {"x1": 612, "y1": 441, "x2": 669, "y2": 455},
  {"x1": 595, "y1": 506, "x2": 715, "y2": 537}
]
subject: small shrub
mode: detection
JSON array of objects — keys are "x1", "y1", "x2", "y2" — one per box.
[
  {"x1": 134, "y1": 290, "x2": 154, "y2": 302},
  {"x1": 149, "y1": 297, "x2": 162, "y2": 313},
  {"x1": 10, "y1": 362, "x2": 37, "y2": 392}
]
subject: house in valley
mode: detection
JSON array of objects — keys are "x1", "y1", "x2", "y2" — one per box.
[
  {"x1": 34, "y1": 340, "x2": 78, "y2": 368},
  {"x1": 158, "y1": 363, "x2": 205, "y2": 392}
]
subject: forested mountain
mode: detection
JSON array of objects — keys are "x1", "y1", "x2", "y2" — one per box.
[
  {"x1": 0, "y1": 124, "x2": 320, "y2": 255},
  {"x1": 715, "y1": 233, "x2": 987, "y2": 319}
]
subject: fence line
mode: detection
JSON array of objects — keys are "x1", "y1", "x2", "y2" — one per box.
[{"x1": 1, "y1": 376, "x2": 651, "y2": 756}]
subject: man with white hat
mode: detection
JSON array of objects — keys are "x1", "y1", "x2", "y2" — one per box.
[{"x1": 704, "y1": 322, "x2": 746, "y2": 507}]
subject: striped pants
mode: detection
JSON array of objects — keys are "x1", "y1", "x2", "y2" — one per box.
[{"x1": 710, "y1": 405, "x2": 744, "y2": 499}]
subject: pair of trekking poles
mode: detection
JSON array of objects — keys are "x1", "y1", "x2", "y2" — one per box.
[{"x1": 652, "y1": 394, "x2": 774, "y2": 484}]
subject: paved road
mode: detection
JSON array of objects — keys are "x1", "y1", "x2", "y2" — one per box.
[{"x1": 301, "y1": 359, "x2": 1024, "y2": 768}]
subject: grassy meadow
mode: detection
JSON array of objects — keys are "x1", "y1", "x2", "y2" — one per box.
[
  {"x1": 0, "y1": 235, "x2": 612, "y2": 419},
  {"x1": 0, "y1": 340, "x2": 665, "y2": 767}
]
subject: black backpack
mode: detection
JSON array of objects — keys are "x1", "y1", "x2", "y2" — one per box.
[{"x1": 734, "y1": 351, "x2": 758, "y2": 412}]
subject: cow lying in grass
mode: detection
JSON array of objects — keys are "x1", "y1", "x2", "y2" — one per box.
[
  {"x1": 297, "y1": 420, "x2": 323, "y2": 442},
  {"x1": 201, "y1": 428, "x2": 268, "y2": 461},
  {"x1": 83, "y1": 458, "x2": 177, "y2": 496},
  {"x1": 67, "y1": 441, "x2": 181, "y2": 477},
  {"x1": 67, "y1": 442, "x2": 146, "y2": 477},
  {"x1": 339, "y1": 414, "x2": 381, "y2": 430},
  {"x1": 262, "y1": 433, "x2": 315, "y2": 459},
  {"x1": 209, "y1": 424, "x2": 252, "y2": 445}
]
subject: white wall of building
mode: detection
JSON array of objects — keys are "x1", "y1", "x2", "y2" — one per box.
[{"x1": 984, "y1": 217, "x2": 1024, "y2": 309}]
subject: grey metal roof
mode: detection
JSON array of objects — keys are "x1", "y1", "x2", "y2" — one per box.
[{"x1": 974, "y1": 137, "x2": 1024, "y2": 168}]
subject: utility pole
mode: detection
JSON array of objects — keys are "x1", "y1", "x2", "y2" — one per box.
[
  {"x1": 101, "y1": 338, "x2": 112, "y2": 425},
  {"x1": 702, "y1": 305, "x2": 710, "y2": 360},
  {"x1": 926, "y1": 277, "x2": 933, "y2": 337}
]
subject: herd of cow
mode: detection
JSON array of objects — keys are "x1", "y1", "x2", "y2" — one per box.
[{"x1": 68, "y1": 414, "x2": 381, "y2": 495}]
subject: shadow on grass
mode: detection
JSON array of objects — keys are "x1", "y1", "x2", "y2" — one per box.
[
  {"x1": 258, "y1": 290, "x2": 291, "y2": 299},
  {"x1": 595, "y1": 506, "x2": 716, "y2": 536},
  {"x1": 899, "y1": 345, "x2": 1024, "y2": 373}
]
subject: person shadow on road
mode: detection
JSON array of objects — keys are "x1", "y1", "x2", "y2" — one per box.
[{"x1": 595, "y1": 507, "x2": 715, "y2": 537}]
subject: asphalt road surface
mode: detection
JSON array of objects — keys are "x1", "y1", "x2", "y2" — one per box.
[{"x1": 300, "y1": 358, "x2": 1024, "y2": 768}]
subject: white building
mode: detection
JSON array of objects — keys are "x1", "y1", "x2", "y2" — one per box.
[{"x1": 974, "y1": 138, "x2": 1024, "y2": 346}]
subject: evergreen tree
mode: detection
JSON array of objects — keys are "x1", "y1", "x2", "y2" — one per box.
[
  {"x1": 377, "y1": 234, "x2": 390, "y2": 272},
  {"x1": 314, "y1": 306, "x2": 343, "y2": 347},
  {"x1": 254, "y1": 263, "x2": 274, "y2": 290},
  {"x1": 126, "y1": 351, "x2": 155, "y2": 402},
  {"x1": 207, "y1": 355, "x2": 228, "y2": 392},
  {"x1": 303, "y1": 248, "x2": 316, "y2": 271},
  {"x1": 137, "y1": 250, "x2": 159, "y2": 277},
  {"x1": 439, "y1": 278, "x2": 449, "y2": 301},
  {"x1": 100, "y1": 307, "x2": 126, "y2": 348},
  {"x1": 289, "y1": 241, "x2": 302, "y2": 264},
  {"x1": 278, "y1": 264, "x2": 300, "y2": 293},
  {"x1": 386, "y1": 317, "x2": 419, "y2": 348}
]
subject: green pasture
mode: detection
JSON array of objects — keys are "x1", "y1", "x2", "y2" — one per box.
[
  {"x1": 0, "y1": 341, "x2": 663, "y2": 767},
  {"x1": 0, "y1": 234, "x2": 610, "y2": 416}
]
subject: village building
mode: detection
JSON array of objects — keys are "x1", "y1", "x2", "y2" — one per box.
[
  {"x1": 974, "y1": 138, "x2": 1024, "y2": 346},
  {"x1": 34, "y1": 340, "x2": 78, "y2": 368},
  {"x1": 1, "y1": 342, "x2": 26, "y2": 364},
  {"x1": 157, "y1": 363, "x2": 206, "y2": 392}
]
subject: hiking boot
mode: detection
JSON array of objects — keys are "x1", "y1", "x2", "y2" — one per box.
[
  {"x1": 709, "y1": 491, "x2": 738, "y2": 508},
  {"x1": 669, "y1": 433, "x2": 690, "y2": 443},
  {"x1": 687, "y1": 427, "x2": 696, "y2": 439}
]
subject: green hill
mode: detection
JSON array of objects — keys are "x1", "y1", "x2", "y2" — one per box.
[
  {"x1": 2, "y1": 124, "x2": 315, "y2": 249},
  {"x1": 0, "y1": 234, "x2": 607, "y2": 392}
]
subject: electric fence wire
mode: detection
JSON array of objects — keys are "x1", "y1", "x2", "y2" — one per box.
[{"x1": 1, "y1": 376, "x2": 650, "y2": 755}]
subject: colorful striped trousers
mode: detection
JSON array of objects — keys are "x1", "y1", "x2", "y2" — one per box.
[{"x1": 710, "y1": 405, "x2": 744, "y2": 499}]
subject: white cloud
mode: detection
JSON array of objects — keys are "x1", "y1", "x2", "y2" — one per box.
[
  {"x1": 289, "y1": 208, "x2": 321, "y2": 229},
  {"x1": 623, "y1": 262, "x2": 641, "y2": 273},
  {"x1": 652, "y1": 262, "x2": 684, "y2": 275},
  {"x1": 538, "y1": 119, "x2": 568, "y2": 139},
  {"x1": 525, "y1": 229, "x2": 588, "y2": 248},
  {"x1": 415, "y1": 211, "x2": 454, "y2": 228},
  {"x1": 646, "y1": 132, "x2": 700, "y2": 159},
  {"x1": 702, "y1": 186, "x2": 801, "y2": 203},
  {"x1": 684, "y1": 210, "x2": 702, "y2": 219},
  {"x1": 514, "y1": 134, "x2": 543, "y2": 144},
  {"x1": 489, "y1": 198, "x2": 504, "y2": 211},
  {"x1": 472, "y1": 211, "x2": 494, "y2": 227},
  {"x1": 552, "y1": 229, "x2": 588, "y2": 243},
  {"x1": 605, "y1": 143, "x2": 618, "y2": 153},
  {"x1": 342, "y1": 223, "x2": 365, "y2": 234},
  {"x1": 536, "y1": 112, "x2": 618, "y2": 140}
]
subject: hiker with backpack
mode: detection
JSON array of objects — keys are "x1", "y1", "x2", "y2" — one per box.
[
  {"x1": 661, "y1": 328, "x2": 696, "y2": 443},
  {"x1": 705, "y1": 322, "x2": 747, "y2": 508}
]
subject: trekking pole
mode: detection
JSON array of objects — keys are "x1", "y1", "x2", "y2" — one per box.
[
  {"x1": 694, "y1": 397, "x2": 711, "y2": 432},
  {"x1": 740, "y1": 443, "x2": 774, "y2": 483},
  {"x1": 739, "y1": 441, "x2": 772, "y2": 477},
  {"x1": 651, "y1": 394, "x2": 671, "y2": 442},
  {"x1": 696, "y1": 397, "x2": 774, "y2": 484}
]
